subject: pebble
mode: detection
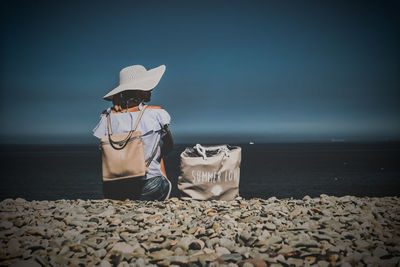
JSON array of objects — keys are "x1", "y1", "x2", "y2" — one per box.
[
  {"x1": 267, "y1": 236, "x2": 282, "y2": 245},
  {"x1": 220, "y1": 253, "x2": 242, "y2": 262},
  {"x1": 373, "y1": 247, "x2": 388, "y2": 258},
  {"x1": 0, "y1": 221, "x2": 13, "y2": 229},
  {"x1": 317, "y1": 260, "x2": 330, "y2": 267},
  {"x1": 216, "y1": 247, "x2": 231, "y2": 256},
  {"x1": 264, "y1": 223, "x2": 276, "y2": 231},
  {"x1": 286, "y1": 258, "x2": 304, "y2": 266},
  {"x1": 189, "y1": 239, "x2": 205, "y2": 250},
  {"x1": 9, "y1": 259, "x2": 41, "y2": 267},
  {"x1": 99, "y1": 260, "x2": 112, "y2": 267},
  {"x1": 7, "y1": 238, "x2": 20, "y2": 255},
  {"x1": 240, "y1": 231, "x2": 252, "y2": 242},
  {"x1": 0, "y1": 196, "x2": 399, "y2": 266},
  {"x1": 94, "y1": 248, "x2": 107, "y2": 258},
  {"x1": 219, "y1": 238, "x2": 235, "y2": 251}
]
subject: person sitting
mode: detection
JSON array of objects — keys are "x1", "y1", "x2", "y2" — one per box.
[{"x1": 93, "y1": 65, "x2": 174, "y2": 200}]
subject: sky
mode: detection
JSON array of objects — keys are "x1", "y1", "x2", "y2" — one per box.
[{"x1": 0, "y1": 0, "x2": 399, "y2": 144}]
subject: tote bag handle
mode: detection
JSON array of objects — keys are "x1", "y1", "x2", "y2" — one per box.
[{"x1": 194, "y1": 144, "x2": 230, "y2": 160}]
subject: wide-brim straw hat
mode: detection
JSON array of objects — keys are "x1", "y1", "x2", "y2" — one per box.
[{"x1": 103, "y1": 64, "x2": 166, "y2": 101}]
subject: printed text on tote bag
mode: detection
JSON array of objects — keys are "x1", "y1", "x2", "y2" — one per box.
[{"x1": 191, "y1": 168, "x2": 240, "y2": 183}]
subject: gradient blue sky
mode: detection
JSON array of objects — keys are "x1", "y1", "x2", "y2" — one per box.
[{"x1": 1, "y1": 0, "x2": 399, "y2": 144}]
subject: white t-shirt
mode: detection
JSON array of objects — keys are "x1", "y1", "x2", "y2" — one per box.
[{"x1": 92, "y1": 103, "x2": 171, "y2": 179}]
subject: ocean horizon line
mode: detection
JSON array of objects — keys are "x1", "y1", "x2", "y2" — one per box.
[{"x1": 1, "y1": 140, "x2": 400, "y2": 147}]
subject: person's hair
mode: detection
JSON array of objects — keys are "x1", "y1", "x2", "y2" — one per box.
[{"x1": 112, "y1": 90, "x2": 147, "y2": 112}]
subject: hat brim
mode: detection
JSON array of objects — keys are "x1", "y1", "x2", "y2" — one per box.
[{"x1": 103, "y1": 65, "x2": 166, "y2": 101}]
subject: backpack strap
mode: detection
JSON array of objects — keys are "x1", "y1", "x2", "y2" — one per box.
[
  {"x1": 145, "y1": 141, "x2": 161, "y2": 167},
  {"x1": 132, "y1": 105, "x2": 148, "y2": 131},
  {"x1": 106, "y1": 104, "x2": 148, "y2": 150}
]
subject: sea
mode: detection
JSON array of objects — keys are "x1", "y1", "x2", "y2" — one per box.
[{"x1": 0, "y1": 142, "x2": 399, "y2": 201}]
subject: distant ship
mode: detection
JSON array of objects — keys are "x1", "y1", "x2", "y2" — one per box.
[
  {"x1": 331, "y1": 139, "x2": 345, "y2": 142},
  {"x1": 249, "y1": 141, "x2": 255, "y2": 145}
]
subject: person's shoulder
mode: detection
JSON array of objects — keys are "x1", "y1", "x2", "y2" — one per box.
[
  {"x1": 146, "y1": 105, "x2": 171, "y2": 122},
  {"x1": 146, "y1": 105, "x2": 164, "y2": 110},
  {"x1": 146, "y1": 105, "x2": 169, "y2": 114}
]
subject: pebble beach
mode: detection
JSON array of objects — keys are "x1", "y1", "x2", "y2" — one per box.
[{"x1": 0, "y1": 195, "x2": 399, "y2": 267}]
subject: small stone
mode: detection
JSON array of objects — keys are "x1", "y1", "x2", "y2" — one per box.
[
  {"x1": 70, "y1": 220, "x2": 86, "y2": 227},
  {"x1": 119, "y1": 233, "x2": 131, "y2": 242},
  {"x1": 150, "y1": 249, "x2": 174, "y2": 261},
  {"x1": 0, "y1": 221, "x2": 13, "y2": 229},
  {"x1": 278, "y1": 245, "x2": 294, "y2": 254},
  {"x1": 117, "y1": 261, "x2": 129, "y2": 267},
  {"x1": 267, "y1": 236, "x2": 282, "y2": 245},
  {"x1": 291, "y1": 240, "x2": 318, "y2": 248},
  {"x1": 286, "y1": 258, "x2": 303, "y2": 266},
  {"x1": 373, "y1": 247, "x2": 388, "y2": 258},
  {"x1": 111, "y1": 242, "x2": 136, "y2": 254},
  {"x1": 189, "y1": 239, "x2": 205, "y2": 250},
  {"x1": 206, "y1": 238, "x2": 220, "y2": 248},
  {"x1": 232, "y1": 211, "x2": 241, "y2": 217},
  {"x1": 363, "y1": 255, "x2": 380, "y2": 265},
  {"x1": 304, "y1": 256, "x2": 316, "y2": 265},
  {"x1": 194, "y1": 227, "x2": 206, "y2": 237},
  {"x1": 99, "y1": 260, "x2": 112, "y2": 267},
  {"x1": 7, "y1": 238, "x2": 20, "y2": 255},
  {"x1": 206, "y1": 209, "x2": 217, "y2": 216},
  {"x1": 135, "y1": 258, "x2": 146, "y2": 266},
  {"x1": 125, "y1": 225, "x2": 139, "y2": 233},
  {"x1": 289, "y1": 207, "x2": 302, "y2": 219},
  {"x1": 220, "y1": 253, "x2": 242, "y2": 262},
  {"x1": 15, "y1": 198, "x2": 26, "y2": 205},
  {"x1": 176, "y1": 237, "x2": 192, "y2": 251},
  {"x1": 317, "y1": 261, "x2": 330, "y2": 267},
  {"x1": 148, "y1": 235, "x2": 164, "y2": 243},
  {"x1": 339, "y1": 195, "x2": 352, "y2": 203},
  {"x1": 59, "y1": 246, "x2": 70, "y2": 255},
  {"x1": 204, "y1": 248, "x2": 214, "y2": 254},
  {"x1": 235, "y1": 246, "x2": 250, "y2": 258},
  {"x1": 107, "y1": 217, "x2": 122, "y2": 225},
  {"x1": 219, "y1": 238, "x2": 235, "y2": 251},
  {"x1": 268, "y1": 197, "x2": 277, "y2": 202},
  {"x1": 89, "y1": 217, "x2": 99, "y2": 223},
  {"x1": 240, "y1": 231, "x2": 252, "y2": 242},
  {"x1": 94, "y1": 248, "x2": 107, "y2": 258},
  {"x1": 55, "y1": 255, "x2": 69, "y2": 265},
  {"x1": 354, "y1": 240, "x2": 370, "y2": 249},
  {"x1": 174, "y1": 247, "x2": 185, "y2": 255},
  {"x1": 170, "y1": 255, "x2": 189, "y2": 265},
  {"x1": 10, "y1": 259, "x2": 41, "y2": 267},
  {"x1": 240, "y1": 259, "x2": 267, "y2": 267},
  {"x1": 380, "y1": 257, "x2": 400, "y2": 267},
  {"x1": 216, "y1": 247, "x2": 231, "y2": 256},
  {"x1": 63, "y1": 229, "x2": 79, "y2": 239},
  {"x1": 264, "y1": 223, "x2": 276, "y2": 231}
]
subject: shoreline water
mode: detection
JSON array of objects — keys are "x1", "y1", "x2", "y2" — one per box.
[
  {"x1": 1, "y1": 142, "x2": 400, "y2": 201},
  {"x1": 1, "y1": 195, "x2": 399, "y2": 266}
]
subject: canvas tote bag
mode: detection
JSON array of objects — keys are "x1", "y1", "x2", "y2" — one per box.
[
  {"x1": 100, "y1": 105, "x2": 158, "y2": 182},
  {"x1": 178, "y1": 144, "x2": 241, "y2": 200}
]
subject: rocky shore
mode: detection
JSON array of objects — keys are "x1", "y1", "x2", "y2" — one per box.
[{"x1": 0, "y1": 195, "x2": 399, "y2": 267}]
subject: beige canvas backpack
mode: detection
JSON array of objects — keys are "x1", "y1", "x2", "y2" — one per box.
[
  {"x1": 100, "y1": 105, "x2": 158, "y2": 182},
  {"x1": 178, "y1": 144, "x2": 241, "y2": 200}
]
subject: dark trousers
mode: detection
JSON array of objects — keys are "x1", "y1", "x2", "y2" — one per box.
[{"x1": 103, "y1": 176, "x2": 170, "y2": 201}]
